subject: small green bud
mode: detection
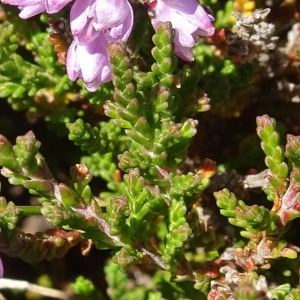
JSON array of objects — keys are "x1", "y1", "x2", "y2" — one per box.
[
  {"x1": 151, "y1": 63, "x2": 162, "y2": 77},
  {"x1": 81, "y1": 186, "x2": 93, "y2": 204},
  {"x1": 134, "y1": 72, "x2": 157, "y2": 87},
  {"x1": 1, "y1": 201, "x2": 23, "y2": 230},
  {"x1": 59, "y1": 183, "x2": 77, "y2": 207},
  {"x1": 286, "y1": 134, "x2": 300, "y2": 164},
  {"x1": 261, "y1": 143, "x2": 274, "y2": 157},
  {"x1": 41, "y1": 201, "x2": 71, "y2": 226},
  {"x1": 214, "y1": 188, "x2": 238, "y2": 212},
  {"x1": 125, "y1": 129, "x2": 151, "y2": 148},
  {"x1": 0, "y1": 135, "x2": 18, "y2": 170},
  {"x1": 268, "y1": 131, "x2": 280, "y2": 148},
  {"x1": 256, "y1": 115, "x2": 276, "y2": 137},
  {"x1": 160, "y1": 74, "x2": 174, "y2": 87},
  {"x1": 112, "y1": 118, "x2": 132, "y2": 129},
  {"x1": 229, "y1": 218, "x2": 248, "y2": 228},
  {"x1": 12, "y1": 85, "x2": 26, "y2": 98},
  {"x1": 104, "y1": 101, "x2": 121, "y2": 120},
  {"x1": 6, "y1": 173, "x2": 27, "y2": 185},
  {"x1": 160, "y1": 58, "x2": 173, "y2": 74},
  {"x1": 180, "y1": 119, "x2": 198, "y2": 139},
  {"x1": 71, "y1": 276, "x2": 96, "y2": 297},
  {"x1": 22, "y1": 179, "x2": 54, "y2": 196},
  {"x1": 134, "y1": 117, "x2": 152, "y2": 136},
  {"x1": 117, "y1": 107, "x2": 137, "y2": 125},
  {"x1": 0, "y1": 82, "x2": 20, "y2": 98},
  {"x1": 153, "y1": 21, "x2": 173, "y2": 47}
]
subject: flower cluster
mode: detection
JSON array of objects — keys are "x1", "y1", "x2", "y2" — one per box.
[
  {"x1": 66, "y1": 0, "x2": 134, "y2": 92},
  {"x1": 1, "y1": 0, "x2": 215, "y2": 91}
]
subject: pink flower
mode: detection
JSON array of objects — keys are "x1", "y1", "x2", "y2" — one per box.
[
  {"x1": 147, "y1": 0, "x2": 215, "y2": 61},
  {"x1": 70, "y1": 0, "x2": 133, "y2": 43},
  {"x1": 66, "y1": 0, "x2": 133, "y2": 91},
  {"x1": 1, "y1": 0, "x2": 73, "y2": 18},
  {"x1": 66, "y1": 36, "x2": 111, "y2": 92}
]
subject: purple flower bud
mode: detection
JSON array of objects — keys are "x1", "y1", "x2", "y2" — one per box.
[
  {"x1": 147, "y1": 0, "x2": 215, "y2": 61},
  {"x1": 1, "y1": 0, "x2": 73, "y2": 18},
  {"x1": 67, "y1": 0, "x2": 133, "y2": 91}
]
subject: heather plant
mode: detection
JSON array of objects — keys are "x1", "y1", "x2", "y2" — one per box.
[{"x1": 0, "y1": 0, "x2": 300, "y2": 299}]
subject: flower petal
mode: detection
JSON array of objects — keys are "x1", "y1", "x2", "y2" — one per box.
[
  {"x1": 66, "y1": 36, "x2": 111, "y2": 92},
  {"x1": 2, "y1": 0, "x2": 47, "y2": 18},
  {"x1": 45, "y1": 0, "x2": 73, "y2": 14},
  {"x1": 2, "y1": 0, "x2": 72, "y2": 18},
  {"x1": 149, "y1": 0, "x2": 215, "y2": 61},
  {"x1": 79, "y1": 38, "x2": 109, "y2": 83},
  {"x1": 66, "y1": 40, "x2": 79, "y2": 81},
  {"x1": 70, "y1": 0, "x2": 94, "y2": 36},
  {"x1": 18, "y1": 2, "x2": 45, "y2": 18},
  {"x1": 93, "y1": 0, "x2": 132, "y2": 32},
  {"x1": 0, "y1": 257, "x2": 3, "y2": 278}
]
